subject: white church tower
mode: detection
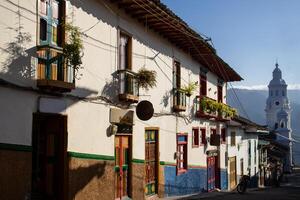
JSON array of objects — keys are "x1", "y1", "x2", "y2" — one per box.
[{"x1": 265, "y1": 62, "x2": 293, "y2": 172}]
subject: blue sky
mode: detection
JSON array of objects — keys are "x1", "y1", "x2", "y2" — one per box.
[{"x1": 161, "y1": 0, "x2": 300, "y2": 89}]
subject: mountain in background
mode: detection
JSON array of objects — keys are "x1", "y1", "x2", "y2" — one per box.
[{"x1": 227, "y1": 88, "x2": 300, "y2": 165}]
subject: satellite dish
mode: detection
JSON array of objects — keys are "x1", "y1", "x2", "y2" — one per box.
[{"x1": 136, "y1": 100, "x2": 154, "y2": 121}]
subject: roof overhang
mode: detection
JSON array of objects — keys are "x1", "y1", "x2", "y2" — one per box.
[{"x1": 111, "y1": 0, "x2": 243, "y2": 82}]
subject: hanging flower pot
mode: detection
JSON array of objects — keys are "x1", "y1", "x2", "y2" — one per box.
[{"x1": 136, "y1": 67, "x2": 157, "y2": 91}]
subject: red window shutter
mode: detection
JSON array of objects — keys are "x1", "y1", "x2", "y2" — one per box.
[
  {"x1": 192, "y1": 128, "x2": 199, "y2": 146},
  {"x1": 200, "y1": 128, "x2": 206, "y2": 144}
]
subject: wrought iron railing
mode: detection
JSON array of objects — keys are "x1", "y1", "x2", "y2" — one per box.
[
  {"x1": 173, "y1": 88, "x2": 186, "y2": 111},
  {"x1": 117, "y1": 69, "x2": 139, "y2": 97}
]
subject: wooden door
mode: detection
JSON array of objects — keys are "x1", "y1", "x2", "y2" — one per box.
[
  {"x1": 145, "y1": 129, "x2": 159, "y2": 196},
  {"x1": 32, "y1": 113, "x2": 68, "y2": 200},
  {"x1": 207, "y1": 156, "x2": 216, "y2": 191},
  {"x1": 115, "y1": 135, "x2": 130, "y2": 200},
  {"x1": 229, "y1": 157, "x2": 237, "y2": 189}
]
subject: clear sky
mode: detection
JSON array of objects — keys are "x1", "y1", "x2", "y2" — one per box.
[{"x1": 161, "y1": 0, "x2": 300, "y2": 89}]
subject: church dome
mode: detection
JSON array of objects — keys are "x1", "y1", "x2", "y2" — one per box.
[{"x1": 269, "y1": 63, "x2": 287, "y2": 86}]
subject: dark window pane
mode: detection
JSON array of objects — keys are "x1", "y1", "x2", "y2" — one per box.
[{"x1": 40, "y1": 18, "x2": 47, "y2": 41}]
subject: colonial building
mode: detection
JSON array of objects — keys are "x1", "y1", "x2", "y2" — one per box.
[
  {"x1": 226, "y1": 116, "x2": 268, "y2": 190},
  {"x1": 0, "y1": 0, "x2": 245, "y2": 200},
  {"x1": 265, "y1": 63, "x2": 293, "y2": 172}
]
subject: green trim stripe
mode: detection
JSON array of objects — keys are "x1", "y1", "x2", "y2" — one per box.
[
  {"x1": 132, "y1": 158, "x2": 144, "y2": 164},
  {"x1": 160, "y1": 161, "x2": 176, "y2": 165},
  {"x1": 0, "y1": 143, "x2": 32, "y2": 152},
  {"x1": 68, "y1": 151, "x2": 114, "y2": 161}
]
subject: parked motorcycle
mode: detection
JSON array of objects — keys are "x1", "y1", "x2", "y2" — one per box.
[{"x1": 237, "y1": 175, "x2": 250, "y2": 194}]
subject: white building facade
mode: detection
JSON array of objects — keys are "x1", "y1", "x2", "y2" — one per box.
[
  {"x1": 0, "y1": 0, "x2": 243, "y2": 200},
  {"x1": 226, "y1": 117, "x2": 264, "y2": 190}
]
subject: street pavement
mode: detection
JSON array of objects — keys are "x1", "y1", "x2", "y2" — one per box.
[{"x1": 164, "y1": 167, "x2": 300, "y2": 200}]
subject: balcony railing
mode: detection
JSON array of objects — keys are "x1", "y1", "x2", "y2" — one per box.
[
  {"x1": 117, "y1": 69, "x2": 139, "y2": 103},
  {"x1": 173, "y1": 88, "x2": 187, "y2": 112},
  {"x1": 36, "y1": 45, "x2": 75, "y2": 92},
  {"x1": 195, "y1": 96, "x2": 236, "y2": 120}
]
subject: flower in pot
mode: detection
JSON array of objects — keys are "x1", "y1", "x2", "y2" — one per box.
[
  {"x1": 181, "y1": 82, "x2": 198, "y2": 97},
  {"x1": 136, "y1": 67, "x2": 157, "y2": 91}
]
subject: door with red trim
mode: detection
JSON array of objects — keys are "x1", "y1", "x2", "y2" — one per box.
[
  {"x1": 115, "y1": 135, "x2": 130, "y2": 200},
  {"x1": 207, "y1": 156, "x2": 216, "y2": 191}
]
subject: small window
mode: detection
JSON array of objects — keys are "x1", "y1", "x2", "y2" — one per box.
[
  {"x1": 281, "y1": 122, "x2": 285, "y2": 128},
  {"x1": 40, "y1": 18, "x2": 47, "y2": 41},
  {"x1": 192, "y1": 128, "x2": 199, "y2": 147},
  {"x1": 270, "y1": 90, "x2": 273, "y2": 96},
  {"x1": 231, "y1": 131, "x2": 236, "y2": 146},
  {"x1": 221, "y1": 128, "x2": 226, "y2": 143},
  {"x1": 177, "y1": 133, "x2": 188, "y2": 174},
  {"x1": 275, "y1": 90, "x2": 278, "y2": 96},
  {"x1": 200, "y1": 128, "x2": 206, "y2": 145},
  {"x1": 282, "y1": 90, "x2": 285, "y2": 96},
  {"x1": 275, "y1": 123, "x2": 278, "y2": 129}
]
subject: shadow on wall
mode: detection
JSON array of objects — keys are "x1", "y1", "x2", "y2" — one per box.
[
  {"x1": 69, "y1": 161, "x2": 107, "y2": 200},
  {"x1": 101, "y1": 77, "x2": 119, "y2": 103},
  {"x1": 0, "y1": 27, "x2": 36, "y2": 85}
]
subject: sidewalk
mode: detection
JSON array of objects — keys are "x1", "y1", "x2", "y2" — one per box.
[{"x1": 160, "y1": 188, "x2": 263, "y2": 200}]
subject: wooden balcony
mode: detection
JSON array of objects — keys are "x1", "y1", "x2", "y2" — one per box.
[
  {"x1": 195, "y1": 96, "x2": 218, "y2": 119},
  {"x1": 195, "y1": 96, "x2": 236, "y2": 121},
  {"x1": 36, "y1": 45, "x2": 75, "y2": 92},
  {"x1": 173, "y1": 88, "x2": 187, "y2": 112},
  {"x1": 117, "y1": 69, "x2": 139, "y2": 103}
]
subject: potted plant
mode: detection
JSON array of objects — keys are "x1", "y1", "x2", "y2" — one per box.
[
  {"x1": 181, "y1": 82, "x2": 198, "y2": 97},
  {"x1": 136, "y1": 67, "x2": 157, "y2": 91}
]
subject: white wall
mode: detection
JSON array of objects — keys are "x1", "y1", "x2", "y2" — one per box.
[{"x1": 0, "y1": 0, "x2": 232, "y2": 169}]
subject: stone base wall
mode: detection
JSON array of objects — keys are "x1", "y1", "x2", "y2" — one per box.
[
  {"x1": 68, "y1": 156, "x2": 115, "y2": 200},
  {"x1": 132, "y1": 163, "x2": 145, "y2": 200},
  {"x1": 0, "y1": 149, "x2": 32, "y2": 200}
]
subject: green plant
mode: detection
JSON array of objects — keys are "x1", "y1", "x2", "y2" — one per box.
[
  {"x1": 136, "y1": 67, "x2": 157, "y2": 90},
  {"x1": 63, "y1": 23, "x2": 84, "y2": 76},
  {"x1": 200, "y1": 97, "x2": 238, "y2": 118},
  {"x1": 200, "y1": 97, "x2": 207, "y2": 111},
  {"x1": 181, "y1": 82, "x2": 198, "y2": 97}
]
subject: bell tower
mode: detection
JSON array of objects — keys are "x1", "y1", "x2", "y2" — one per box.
[{"x1": 265, "y1": 62, "x2": 293, "y2": 172}]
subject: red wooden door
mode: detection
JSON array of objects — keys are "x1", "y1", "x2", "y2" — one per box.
[
  {"x1": 207, "y1": 156, "x2": 216, "y2": 191},
  {"x1": 115, "y1": 136, "x2": 130, "y2": 200}
]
